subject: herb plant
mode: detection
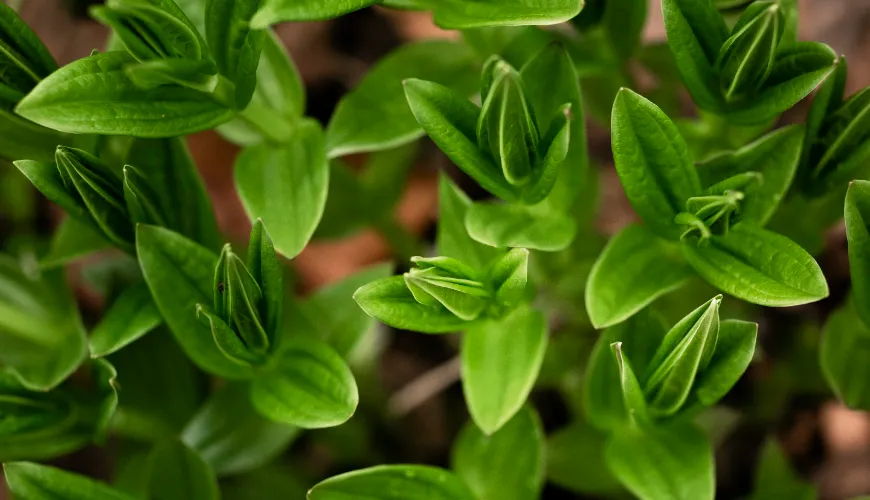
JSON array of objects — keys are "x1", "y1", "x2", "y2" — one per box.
[{"x1": 0, "y1": 0, "x2": 868, "y2": 499}]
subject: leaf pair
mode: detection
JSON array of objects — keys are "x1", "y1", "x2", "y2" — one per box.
[
  {"x1": 663, "y1": 0, "x2": 836, "y2": 123},
  {"x1": 586, "y1": 89, "x2": 827, "y2": 327}
]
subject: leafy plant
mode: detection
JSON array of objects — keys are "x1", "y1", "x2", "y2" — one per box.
[{"x1": 1, "y1": 0, "x2": 868, "y2": 499}]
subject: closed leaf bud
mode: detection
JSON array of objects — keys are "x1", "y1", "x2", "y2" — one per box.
[
  {"x1": 717, "y1": 1, "x2": 785, "y2": 102},
  {"x1": 404, "y1": 256, "x2": 489, "y2": 321},
  {"x1": 487, "y1": 248, "x2": 529, "y2": 306},
  {"x1": 54, "y1": 146, "x2": 133, "y2": 252},
  {"x1": 642, "y1": 296, "x2": 722, "y2": 417},
  {"x1": 122, "y1": 165, "x2": 167, "y2": 228},
  {"x1": 810, "y1": 87, "x2": 870, "y2": 186}
]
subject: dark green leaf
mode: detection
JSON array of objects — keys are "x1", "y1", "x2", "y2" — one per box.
[
  {"x1": 611, "y1": 88, "x2": 702, "y2": 239},
  {"x1": 845, "y1": 180, "x2": 870, "y2": 326},
  {"x1": 15, "y1": 52, "x2": 233, "y2": 137},
  {"x1": 693, "y1": 319, "x2": 757, "y2": 406},
  {"x1": 235, "y1": 119, "x2": 328, "y2": 259},
  {"x1": 462, "y1": 306, "x2": 547, "y2": 434},
  {"x1": 820, "y1": 300, "x2": 870, "y2": 410},
  {"x1": 603, "y1": 0, "x2": 647, "y2": 61},
  {"x1": 547, "y1": 421, "x2": 623, "y2": 496},
  {"x1": 586, "y1": 224, "x2": 693, "y2": 328},
  {"x1": 308, "y1": 465, "x2": 476, "y2": 500},
  {"x1": 4, "y1": 462, "x2": 137, "y2": 500},
  {"x1": 89, "y1": 281, "x2": 162, "y2": 357},
  {"x1": 749, "y1": 439, "x2": 816, "y2": 500},
  {"x1": 147, "y1": 440, "x2": 219, "y2": 500},
  {"x1": 41, "y1": 218, "x2": 112, "y2": 269},
  {"x1": 464, "y1": 202, "x2": 576, "y2": 251},
  {"x1": 249, "y1": 339, "x2": 358, "y2": 428},
  {"x1": 136, "y1": 224, "x2": 254, "y2": 379},
  {"x1": 681, "y1": 224, "x2": 829, "y2": 306},
  {"x1": 0, "y1": 3, "x2": 57, "y2": 95},
  {"x1": 206, "y1": 0, "x2": 265, "y2": 108},
  {"x1": 354, "y1": 276, "x2": 474, "y2": 333},
  {"x1": 326, "y1": 40, "x2": 477, "y2": 157}
]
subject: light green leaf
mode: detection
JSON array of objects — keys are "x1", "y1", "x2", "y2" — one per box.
[
  {"x1": 354, "y1": 276, "x2": 474, "y2": 334},
  {"x1": 696, "y1": 125, "x2": 802, "y2": 226},
  {"x1": 235, "y1": 119, "x2": 328, "y2": 259},
  {"x1": 326, "y1": 40, "x2": 478, "y2": 157},
  {"x1": 136, "y1": 225, "x2": 253, "y2": 379},
  {"x1": 41, "y1": 217, "x2": 112, "y2": 269},
  {"x1": 307, "y1": 465, "x2": 476, "y2": 500},
  {"x1": 451, "y1": 406, "x2": 545, "y2": 500},
  {"x1": 693, "y1": 319, "x2": 757, "y2": 406},
  {"x1": 462, "y1": 306, "x2": 547, "y2": 434},
  {"x1": 15, "y1": 52, "x2": 233, "y2": 137},
  {"x1": 586, "y1": 224, "x2": 693, "y2": 328},
  {"x1": 611, "y1": 88, "x2": 702, "y2": 239},
  {"x1": 437, "y1": 175, "x2": 498, "y2": 270},
  {"x1": 464, "y1": 202, "x2": 576, "y2": 251},
  {"x1": 251, "y1": 0, "x2": 380, "y2": 27},
  {"x1": 845, "y1": 180, "x2": 870, "y2": 326},
  {"x1": 249, "y1": 339, "x2": 358, "y2": 428},
  {"x1": 547, "y1": 421, "x2": 623, "y2": 496},
  {"x1": 182, "y1": 383, "x2": 298, "y2": 476},
  {"x1": 605, "y1": 423, "x2": 715, "y2": 500},
  {"x1": 681, "y1": 224, "x2": 828, "y2": 306},
  {"x1": 89, "y1": 281, "x2": 162, "y2": 357},
  {"x1": 432, "y1": 0, "x2": 583, "y2": 29},
  {"x1": 147, "y1": 440, "x2": 219, "y2": 500},
  {"x1": 820, "y1": 300, "x2": 870, "y2": 410},
  {"x1": 4, "y1": 462, "x2": 137, "y2": 500}
]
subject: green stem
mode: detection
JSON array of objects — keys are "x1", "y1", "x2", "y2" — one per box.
[{"x1": 375, "y1": 216, "x2": 422, "y2": 264}]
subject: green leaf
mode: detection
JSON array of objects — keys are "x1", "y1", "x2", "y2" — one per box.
[
  {"x1": 820, "y1": 300, "x2": 870, "y2": 410},
  {"x1": 693, "y1": 319, "x2": 757, "y2": 406},
  {"x1": 611, "y1": 88, "x2": 702, "y2": 239},
  {"x1": 136, "y1": 225, "x2": 254, "y2": 379},
  {"x1": 462, "y1": 306, "x2": 547, "y2": 434},
  {"x1": 404, "y1": 78, "x2": 518, "y2": 202},
  {"x1": 326, "y1": 40, "x2": 477, "y2": 157},
  {"x1": 206, "y1": 0, "x2": 266, "y2": 108},
  {"x1": 0, "y1": 3, "x2": 57, "y2": 94},
  {"x1": 41, "y1": 217, "x2": 112, "y2": 268},
  {"x1": 727, "y1": 42, "x2": 838, "y2": 124},
  {"x1": 437, "y1": 175, "x2": 498, "y2": 269},
  {"x1": 610, "y1": 341, "x2": 649, "y2": 426},
  {"x1": 584, "y1": 308, "x2": 667, "y2": 432},
  {"x1": 354, "y1": 276, "x2": 474, "y2": 333},
  {"x1": 464, "y1": 201, "x2": 576, "y2": 251},
  {"x1": 182, "y1": 383, "x2": 298, "y2": 476},
  {"x1": 603, "y1": 0, "x2": 647, "y2": 62},
  {"x1": 749, "y1": 439, "x2": 816, "y2": 500},
  {"x1": 249, "y1": 339, "x2": 358, "y2": 428},
  {"x1": 451, "y1": 406, "x2": 545, "y2": 500},
  {"x1": 845, "y1": 180, "x2": 870, "y2": 326},
  {"x1": 586, "y1": 224, "x2": 693, "y2": 328},
  {"x1": 89, "y1": 281, "x2": 162, "y2": 357},
  {"x1": 0, "y1": 256, "x2": 87, "y2": 391},
  {"x1": 146, "y1": 440, "x2": 219, "y2": 500},
  {"x1": 123, "y1": 59, "x2": 218, "y2": 94},
  {"x1": 235, "y1": 119, "x2": 328, "y2": 259},
  {"x1": 307, "y1": 465, "x2": 476, "y2": 500},
  {"x1": 0, "y1": 108, "x2": 65, "y2": 164},
  {"x1": 681, "y1": 224, "x2": 828, "y2": 306},
  {"x1": 696, "y1": 125, "x2": 802, "y2": 226},
  {"x1": 432, "y1": 0, "x2": 583, "y2": 29},
  {"x1": 547, "y1": 421, "x2": 623, "y2": 496},
  {"x1": 661, "y1": 0, "x2": 729, "y2": 111},
  {"x1": 605, "y1": 423, "x2": 715, "y2": 500},
  {"x1": 4, "y1": 462, "x2": 137, "y2": 500},
  {"x1": 251, "y1": 0, "x2": 380, "y2": 27},
  {"x1": 15, "y1": 51, "x2": 233, "y2": 137}
]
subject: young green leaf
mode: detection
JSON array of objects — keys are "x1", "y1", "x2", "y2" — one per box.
[
  {"x1": 136, "y1": 225, "x2": 254, "y2": 379},
  {"x1": 4, "y1": 462, "x2": 137, "y2": 500},
  {"x1": 437, "y1": 175, "x2": 498, "y2": 270},
  {"x1": 182, "y1": 383, "x2": 298, "y2": 476},
  {"x1": 610, "y1": 342, "x2": 649, "y2": 426},
  {"x1": 696, "y1": 125, "x2": 802, "y2": 226},
  {"x1": 682, "y1": 225, "x2": 829, "y2": 306},
  {"x1": 326, "y1": 40, "x2": 477, "y2": 157},
  {"x1": 692, "y1": 319, "x2": 757, "y2": 406},
  {"x1": 611, "y1": 88, "x2": 702, "y2": 239},
  {"x1": 89, "y1": 281, "x2": 162, "y2": 357},
  {"x1": 206, "y1": 0, "x2": 266, "y2": 108},
  {"x1": 354, "y1": 276, "x2": 475, "y2": 333},
  {"x1": 586, "y1": 224, "x2": 694, "y2": 328},
  {"x1": 41, "y1": 218, "x2": 112, "y2": 269},
  {"x1": 605, "y1": 423, "x2": 715, "y2": 500},
  {"x1": 820, "y1": 301, "x2": 870, "y2": 410},
  {"x1": 432, "y1": 0, "x2": 583, "y2": 29},
  {"x1": 661, "y1": 0, "x2": 729, "y2": 111},
  {"x1": 235, "y1": 119, "x2": 328, "y2": 259},
  {"x1": 404, "y1": 78, "x2": 518, "y2": 202},
  {"x1": 249, "y1": 339, "x2": 358, "y2": 428},
  {"x1": 15, "y1": 52, "x2": 233, "y2": 137},
  {"x1": 462, "y1": 306, "x2": 547, "y2": 434},
  {"x1": 464, "y1": 201, "x2": 576, "y2": 251},
  {"x1": 603, "y1": 0, "x2": 647, "y2": 62},
  {"x1": 748, "y1": 439, "x2": 816, "y2": 500},
  {"x1": 307, "y1": 465, "x2": 476, "y2": 500},
  {"x1": 547, "y1": 421, "x2": 624, "y2": 496},
  {"x1": 451, "y1": 406, "x2": 545, "y2": 500},
  {"x1": 0, "y1": 2, "x2": 57, "y2": 97},
  {"x1": 845, "y1": 180, "x2": 870, "y2": 326},
  {"x1": 147, "y1": 440, "x2": 219, "y2": 500},
  {"x1": 251, "y1": 0, "x2": 379, "y2": 27}
]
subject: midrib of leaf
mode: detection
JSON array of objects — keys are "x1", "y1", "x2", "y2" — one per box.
[
  {"x1": 633, "y1": 102, "x2": 693, "y2": 216},
  {"x1": 704, "y1": 237, "x2": 813, "y2": 298}
]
